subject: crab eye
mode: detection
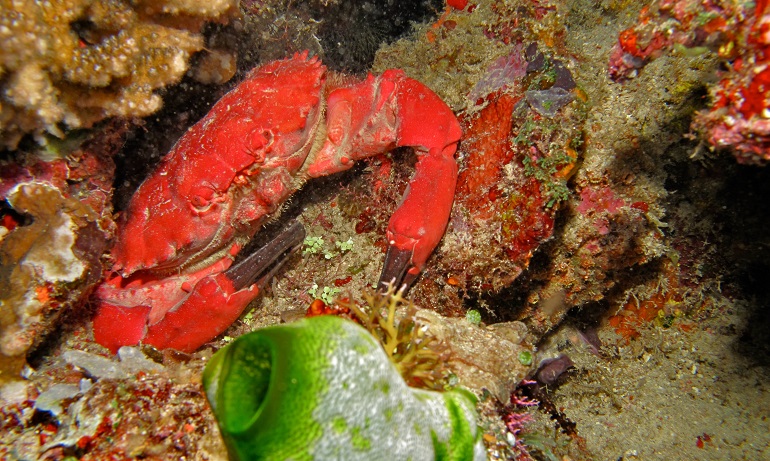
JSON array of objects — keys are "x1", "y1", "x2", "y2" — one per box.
[
  {"x1": 191, "y1": 195, "x2": 209, "y2": 208},
  {"x1": 190, "y1": 186, "x2": 215, "y2": 212}
]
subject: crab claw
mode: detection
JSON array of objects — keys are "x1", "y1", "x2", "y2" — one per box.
[
  {"x1": 308, "y1": 69, "x2": 462, "y2": 292},
  {"x1": 378, "y1": 144, "x2": 459, "y2": 292},
  {"x1": 93, "y1": 220, "x2": 305, "y2": 353},
  {"x1": 376, "y1": 152, "x2": 457, "y2": 292},
  {"x1": 380, "y1": 73, "x2": 461, "y2": 291}
]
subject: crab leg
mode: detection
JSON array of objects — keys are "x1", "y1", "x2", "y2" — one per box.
[
  {"x1": 93, "y1": 220, "x2": 305, "y2": 353},
  {"x1": 307, "y1": 70, "x2": 462, "y2": 290}
]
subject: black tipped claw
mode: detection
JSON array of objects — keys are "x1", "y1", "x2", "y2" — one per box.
[
  {"x1": 377, "y1": 245, "x2": 418, "y2": 294},
  {"x1": 225, "y1": 220, "x2": 306, "y2": 291}
]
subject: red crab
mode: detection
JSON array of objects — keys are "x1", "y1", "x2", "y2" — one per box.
[{"x1": 92, "y1": 52, "x2": 462, "y2": 353}]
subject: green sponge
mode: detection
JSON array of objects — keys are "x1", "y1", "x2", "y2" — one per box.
[{"x1": 203, "y1": 315, "x2": 486, "y2": 461}]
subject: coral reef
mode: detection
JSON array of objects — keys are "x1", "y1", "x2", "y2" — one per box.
[
  {"x1": 513, "y1": 179, "x2": 662, "y2": 336},
  {"x1": 366, "y1": 1, "x2": 670, "y2": 343},
  {"x1": 1, "y1": 1, "x2": 768, "y2": 460},
  {"x1": 0, "y1": 0, "x2": 237, "y2": 149},
  {"x1": 607, "y1": 0, "x2": 740, "y2": 82},
  {"x1": 694, "y1": 2, "x2": 770, "y2": 164},
  {"x1": 203, "y1": 315, "x2": 486, "y2": 460},
  {"x1": 0, "y1": 126, "x2": 124, "y2": 384}
]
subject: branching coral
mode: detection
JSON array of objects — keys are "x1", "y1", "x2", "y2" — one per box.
[
  {"x1": 0, "y1": 0, "x2": 236, "y2": 149},
  {"x1": 334, "y1": 287, "x2": 533, "y2": 401},
  {"x1": 341, "y1": 286, "x2": 453, "y2": 390}
]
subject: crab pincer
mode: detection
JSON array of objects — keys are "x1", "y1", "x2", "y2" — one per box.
[{"x1": 93, "y1": 221, "x2": 305, "y2": 353}]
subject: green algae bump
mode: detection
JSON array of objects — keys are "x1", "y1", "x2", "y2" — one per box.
[{"x1": 203, "y1": 315, "x2": 486, "y2": 461}]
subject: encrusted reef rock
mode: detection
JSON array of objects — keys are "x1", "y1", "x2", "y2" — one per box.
[
  {"x1": 416, "y1": 309, "x2": 531, "y2": 401},
  {"x1": 365, "y1": 0, "x2": 668, "y2": 340},
  {"x1": 0, "y1": 346, "x2": 225, "y2": 459},
  {"x1": 435, "y1": 42, "x2": 584, "y2": 294},
  {"x1": 0, "y1": 0, "x2": 237, "y2": 149},
  {"x1": 608, "y1": 0, "x2": 770, "y2": 164}
]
